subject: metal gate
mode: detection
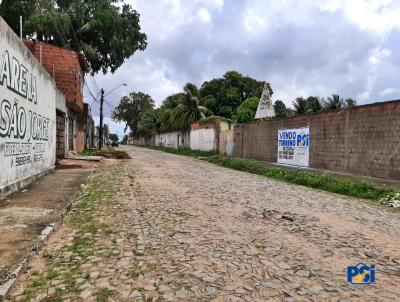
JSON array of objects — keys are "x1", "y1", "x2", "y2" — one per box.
[
  {"x1": 56, "y1": 112, "x2": 65, "y2": 159},
  {"x1": 68, "y1": 118, "x2": 74, "y2": 151}
]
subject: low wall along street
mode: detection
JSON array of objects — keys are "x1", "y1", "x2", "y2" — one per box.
[
  {"x1": 234, "y1": 100, "x2": 400, "y2": 180},
  {"x1": 0, "y1": 18, "x2": 56, "y2": 196}
]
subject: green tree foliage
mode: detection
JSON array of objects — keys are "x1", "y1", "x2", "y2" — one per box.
[
  {"x1": 111, "y1": 92, "x2": 154, "y2": 137},
  {"x1": 324, "y1": 94, "x2": 345, "y2": 111},
  {"x1": 199, "y1": 71, "x2": 263, "y2": 118},
  {"x1": 108, "y1": 133, "x2": 119, "y2": 143},
  {"x1": 345, "y1": 98, "x2": 357, "y2": 108},
  {"x1": 232, "y1": 96, "x2": 259, "y2": 123},
  {"x1": 173, "y1": 83, "x2": 212, "y2": 129},
  {"x1": 161, "y1": 93, "x2": 185, "y2": 109},
  {"x1": 137, "y1": 109, "x2": 162, "y2": 138},
  {"x1": 273, "y1": 100, "x2": 287, "y2": 117},
  {"x1": 305, "y1": 96, "x2": 322, "y2": 113},
  {"x1": 0, "y1": 0, "x2": 147, "y2": 74},
  {"x1": 121, "y1": 134, "x2": 128, "y2": 144},
  {"x1": 293, "y1": 97, "x2": 307, "y2": 115},
  {"x1": 0, "y1": 0, "x2": 35, "y2": 36}
]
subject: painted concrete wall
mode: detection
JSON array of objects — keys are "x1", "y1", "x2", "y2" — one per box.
[
  {"x1": 0, "y1": 18, "x2": 57, "y2": 196},
  {"x1": 55, "y1": 88, "x2": 66, "y2": 113},
  {"x1": 190, "y1": 128, "x2": 216, "y2": 152},
  {"x1": 154, "y1": 131, "x2": 190, "y2": 148},
  {"x1": 219, "y1": 129, "x2": 234, "y2": 156}
]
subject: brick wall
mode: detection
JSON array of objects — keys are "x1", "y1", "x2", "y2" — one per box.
[
  {"x1": 24, "y1": 40, "x2": 87, "y2": 112},
  {"x1": 234, "y1": 100, "x2": 400, "y2": 180}
]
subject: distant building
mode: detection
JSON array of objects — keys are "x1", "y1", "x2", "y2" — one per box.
[
  {"x1": 24, "y1": 40, "x2": 92, "y2": 154},
  {"x1": 83, "y1": 103, "x2": 95, "y2": 149}
]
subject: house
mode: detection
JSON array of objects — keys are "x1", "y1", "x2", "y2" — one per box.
[
  {"x1": 24, "y1": 40, "x2": 92, "y2": 155},
  {"x1": 83, "y1": 103, "x2": 95, "y2": 149},
  {"x1": 190, "y1": 117, "x2": 234, "y2": 153}
]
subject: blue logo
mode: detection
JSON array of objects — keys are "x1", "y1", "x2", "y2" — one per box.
[
  {"x1": 347, "y1": 263, "x2": 375, "y2": 284},
  {"x1": 296, "y1": 131, "x2": 309, "y2": 147}
]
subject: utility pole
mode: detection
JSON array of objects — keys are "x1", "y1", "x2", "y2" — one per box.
[
  {"x1": 99, "y1": 89, "x2": 104, "y2": 150},
  {"x1": 97, "y1": 83, "x2": 126, "y2": 149}
]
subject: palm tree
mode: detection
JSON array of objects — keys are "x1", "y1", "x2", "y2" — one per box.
[
  {"x1": 173, "y1": 83, "x2": 212, "y2": 129},
  {"x1": 293, "y1": 97, "x2": 307, "y2": 115},
  {"x1": 324, "y1": 94, "x2": 345, "y2": 111},
  {"x1": 305, "y1": 96, "x2": 322, "y2": 113},
  {"x1": 273, "y1": 100, "x2": 287, "y2": 117},
  {"x1": 345, "y1": 98, "x2": 357, "y2": 108},
  {"x1": 137, "y1": 109, "x2": 161, "y2": 137}
]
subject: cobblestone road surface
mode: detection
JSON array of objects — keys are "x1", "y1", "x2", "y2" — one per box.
[{"x1": 8, "y1": 146, "x2": 400, "y2": 301}]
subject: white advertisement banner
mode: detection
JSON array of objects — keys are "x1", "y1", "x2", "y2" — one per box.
[{"x1": 277, "y1": 127, "x2": 310, "y2": 167}]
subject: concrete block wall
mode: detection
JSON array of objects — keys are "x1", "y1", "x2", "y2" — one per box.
[
  {"x1": 24, "y1": 40, "x2": 85, "y2": 112},
  {"x1": 219, "y1": 129, "x2": 234, "y2": 156},
  {"x1": 234, "y1": 100, "x2": 400, "y2": 180}
]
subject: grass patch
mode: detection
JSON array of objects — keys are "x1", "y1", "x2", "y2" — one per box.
[
  {"x1": 142, "y1": 146, "x2": 397, "y2": 203},
  {"x1": 79, "y1": 147, "x2": 131, "y2": 159},
  {"x1": 145, "y1": 146, "x2": 215, "y2": 158},
  {"x1": 17, "y1": 164, "x2": 125, "y2": 301},
  {"x1": 95, "y1": 288, "x2": 116, "y2": 302},
  {"x1": 79, "y1": 148, "x2": 98, "y2": 156}
]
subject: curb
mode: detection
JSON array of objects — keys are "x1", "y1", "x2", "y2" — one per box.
[{"x1": 0, "y1": 186, "x2": 84, "y2": 301}]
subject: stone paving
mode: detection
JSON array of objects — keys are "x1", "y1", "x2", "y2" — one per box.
[{"x1": 7, "y1": 146, "x2": 400, "y2": 301}]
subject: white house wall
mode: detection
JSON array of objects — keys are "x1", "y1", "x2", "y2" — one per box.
[
  {"x1": 155, "y1": 131, "x2": 190, "y2": 148},
  {"x1": 190, "y1": 128, "x2": 216, "y2": 152}
]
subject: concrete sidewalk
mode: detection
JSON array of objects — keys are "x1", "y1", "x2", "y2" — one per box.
[{"x1": 0, "y1": 168, "x2": 92, "y2": 299}]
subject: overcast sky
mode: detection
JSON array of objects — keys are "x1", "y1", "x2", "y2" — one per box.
[{"x1": 89, "y1": 0, "x2": 400, "y2": 137}]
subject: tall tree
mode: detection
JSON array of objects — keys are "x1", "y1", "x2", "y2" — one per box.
[
  {"x1": 112, "y1": 92, "x2": 154, "y2": 137},
  {"x1": 137, "y1": 109, "x2": 162, "y2": 138},
  {"x1": 0, "y1": 0, "x2": 35, "y2": 36},
  {"x1": 173, "y1": 83, "x2": 211, "y2": 129},
  {"x1": 0, "y1": 0, "x2": 147, "y2": 74},
  {"x1": 273, "y1": 100, "x2": 287, "y2": 117},
  {"x1": 293, "y1": 97, "x2": 307, "y2": 115},
  {"x1": 108, "y1": 133, "x2": 119, "y2": 143},
  {"x1": 161, "y1": 93, "x2": 185, "y2": 109},
  {"x1": 233, "y1": 96, "x2": 259, "y2": 123},
  {"x1": 345, "y1": 98, "x2": 357, "y2": 108},
  {"x1": 324, "y1": 94, "x2": 345, "y2": 111},
  {"x1": 199, "y1": 71, "x2": 263, "y2": 119},
  {"x1": 305, "y1": 96, "x2": 322, "y2": 113},
  {"x1": 121, "y1": 134, "x2": 128, "y2": 144}
]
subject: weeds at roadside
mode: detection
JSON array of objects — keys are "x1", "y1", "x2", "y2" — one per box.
[
  {"x1": 95, "y1": 288, "x2": 116, "y2": 302},
  {"x1": 15, "y1": 163, "x2": 125, "y2": 301},
  {"x1": 142, "y1": 146, "x2": 398, "y2": 207}
]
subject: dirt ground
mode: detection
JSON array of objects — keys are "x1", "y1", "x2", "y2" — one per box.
[{"x1": 7, "y1": 146, "x2": 400, "y2": 301}]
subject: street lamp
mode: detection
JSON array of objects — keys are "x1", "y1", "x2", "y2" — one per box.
[{"x1": 99, "y1": 83, "x2": 127, "y2": 149}]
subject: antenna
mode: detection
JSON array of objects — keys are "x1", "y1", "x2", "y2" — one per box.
[{"x1": 19, "y1": 16, "x2": 23, "y2": 40}]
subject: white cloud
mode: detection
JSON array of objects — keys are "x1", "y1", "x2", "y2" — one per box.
[
  {"x1": 196, "y1": 7, "x2": 212, "y2": 24},
  {"x1": 243, "y1": 7, "x2": 267, "y2": 34},
  {"x1": 92, "y1": 0, "x2": 400, "y2": 121},
  {"x1": 369, "y1": 48, "x2": 391, "y2": 65},
  {"x1": 195, "y1": 0, "x2": 224, "y2": 10},
  {"x1": 380, "y1": 88, "x2": 400, "y2": 97},
  {"x1": 318, "y1": 0, "x2": 400, "y2": 35}
]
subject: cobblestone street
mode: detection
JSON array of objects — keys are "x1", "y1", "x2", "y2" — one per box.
[{"x1": 8, "y1": 146, "x2": 400, "y2": 301}]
